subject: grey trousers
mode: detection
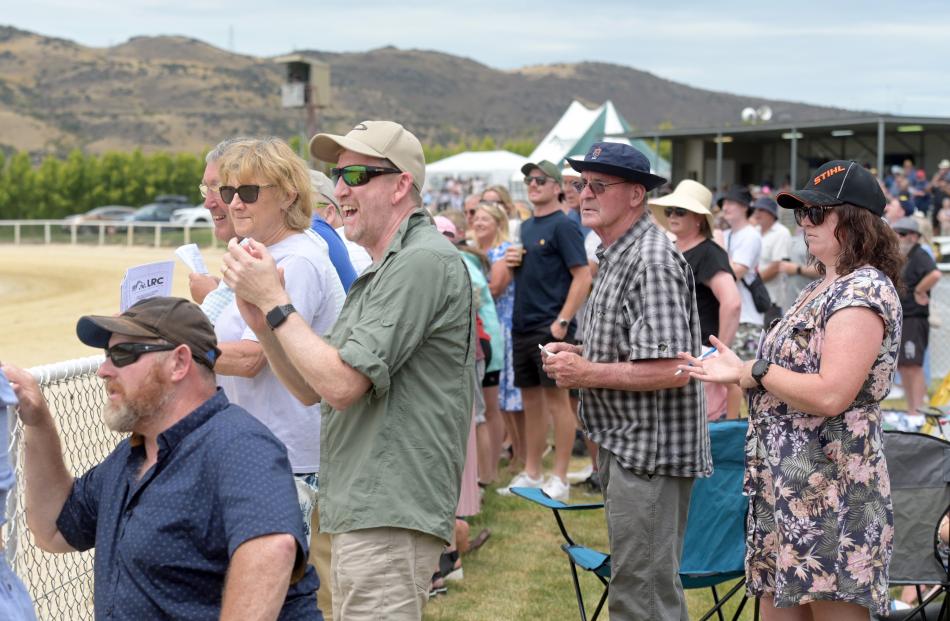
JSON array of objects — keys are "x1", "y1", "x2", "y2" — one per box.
[{"x1": 599, "y1": 447, "x2": 694, "y2": 621}]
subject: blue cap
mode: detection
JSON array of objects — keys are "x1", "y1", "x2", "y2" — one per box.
[{"x1": 566, "y1": 142, "x2": 667, "y2": 191}]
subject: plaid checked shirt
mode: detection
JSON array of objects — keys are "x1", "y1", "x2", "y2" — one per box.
[{"x1": 581, "y1": 214, "x2": 711, "y2": 477}]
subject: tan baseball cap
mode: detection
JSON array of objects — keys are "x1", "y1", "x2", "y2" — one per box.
[{"x1": 309, "y1": 121, "x2": 425, "y2": 192}]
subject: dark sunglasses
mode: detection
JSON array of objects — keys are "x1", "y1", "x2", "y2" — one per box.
[
  {"x1": 465, "y1": 209, "x2": 477, "y2": 216},
  {"x1": 664, "y1": 207, "x2": 690, "y2": 218},
  {"x1": 105, "y1": 342, "x2": 176, "y2": 368},
  {"x1": 331, "y1": 165, "x2": 402, "y2": 187},
  {"x1": 793, "y1": 205, "x2": 835, "y2": 227},
  {"x1": 220, "y1": 184, "x2": 274, "y2": 204},
  {"x1": 524, "y1": 175, "x2": 551, "y2": 187},
  {"x1": 896, "y1": 230, "x2": 915, "y2": 238},
  {"x1": 571, "y1": 179, "x2": 627, "y2": 195}
]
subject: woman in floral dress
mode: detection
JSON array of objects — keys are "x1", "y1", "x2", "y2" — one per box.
[{"x1": 679, "y1": 161, "x2": 904, "y2": 620}]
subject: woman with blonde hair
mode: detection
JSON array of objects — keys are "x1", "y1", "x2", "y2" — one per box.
[
  {"x1": 215, "y1": 136, "x2": 345, "y2": 614},
  {"x1": 471, "y1": 199, "x2": 524, "y2": 476},
  {"x1": 481, "y1": 185, "x2": 529, "y2": 242}
]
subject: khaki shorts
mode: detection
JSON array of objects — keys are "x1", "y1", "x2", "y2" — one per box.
[{"x1": 331, "y1": 527, "x2": 443, "y2": 621}]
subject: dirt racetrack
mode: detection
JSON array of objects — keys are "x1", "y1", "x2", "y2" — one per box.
[{"x1": 0, "y1": 244, "x2": 226, "y2": 368}]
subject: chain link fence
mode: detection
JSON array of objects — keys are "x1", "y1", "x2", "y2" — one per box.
[{"x1": 5, "y1": 355, "x2": 117, "y2": 621}]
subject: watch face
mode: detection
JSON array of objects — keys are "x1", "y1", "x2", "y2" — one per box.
[{"x1": 752, "y1": 359, "x2": 770, "y2": 380}]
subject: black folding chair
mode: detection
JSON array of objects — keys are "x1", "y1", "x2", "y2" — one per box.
[{"x1": 878, "y1": 431, "x2": 950, "y2": 621}]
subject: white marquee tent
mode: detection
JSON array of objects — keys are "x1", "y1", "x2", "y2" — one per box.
[{"x1": 426, "y1": 150, "x2": 530, "y2": 188}]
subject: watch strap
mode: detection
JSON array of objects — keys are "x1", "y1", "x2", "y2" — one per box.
[{"x1": 265, "y1": 304, "x2": 297, "y2": 330}]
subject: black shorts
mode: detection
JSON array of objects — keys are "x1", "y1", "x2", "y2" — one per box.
[
  {"x1": 899, "y1": 316, "x2": 929, "y2": 366},
  {"x1": 482, "y1": 370, "x2": 500, "y2": 388},
  {"x1": 512, "y1": 327, "x2": 575, "y2": 388}
]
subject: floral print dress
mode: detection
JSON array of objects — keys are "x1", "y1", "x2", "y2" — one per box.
[
  {"x1": 745, "y1": 267, "x2": 901, "y2": 614},
  {"x1": 487, "y1": 242, "x2": 522, "y2": 411}
]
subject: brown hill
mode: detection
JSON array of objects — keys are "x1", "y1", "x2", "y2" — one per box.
[{"x1": 0, "y1": 26, "x2": 866, "y2": 156}]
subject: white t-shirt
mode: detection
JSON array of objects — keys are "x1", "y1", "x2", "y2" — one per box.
[
  {"x1": 724, "y1": 225, "x2": 763, "y2": 326},
  {"x1": 215, "y1": 232, "x2": 345, "y2": 473},
  {"x1": 759, "y1": 224, "x2": 792, "y2": 308}
]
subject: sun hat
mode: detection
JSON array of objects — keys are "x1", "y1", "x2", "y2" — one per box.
[
  {"x1": 648, "y1": 179, "x2": 715, "y2": 232},
  {"x1": 716, "y1": 185, "x2": 753, "y2": 208},
  {"x1": 892, "y1": 216, "x2": 920, "y2": 235},
  {"x1": 751, "y1": 196, "x2": 779, "y2": 219},
  {"x1": 309, "y1": 120, "x2": 425, "y2": 192}
]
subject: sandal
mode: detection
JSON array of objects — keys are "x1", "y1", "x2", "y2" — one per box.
[
  {"x1": 428, "y1": 572, "x2": 447, "y2": 597},
  {"x1": 439, "y1": 550, "x2": 463, "y2": 581},
  {"x1": 467, "y1": 528, "x2": 491, "y2": 553}
]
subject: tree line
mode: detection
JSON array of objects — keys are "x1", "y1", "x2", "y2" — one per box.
[{"x1": 0, "y1": 136, "x2": 538, "y2": 220}]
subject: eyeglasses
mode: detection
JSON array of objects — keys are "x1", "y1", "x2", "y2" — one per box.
[
  {"x1": 104, "y1": 342, "x2": 177, "y2": 368},
  {"x1": 524, "y1": 176, "x2": 552, "y2": 187},
  {"x1": 198, "y1": 183, "x2": 220, "y2": 198},
  {"x1": 663, "y1": 207, "x2": 690, "y2": 218},
  {"x1": 896, "y1": 230, "x2": 915, "y2": 238},
  {"x1": 571, "y1": 179, "x2": 627, "y2": 195},
  {"x1": 219, "y1": 184, "x2": 275, "y2": 204},
  {"x1": 331, "y1": 165, "x2": 402, "y2": 187},
  {"x1": 466, "y1": 209, "x2": 477, "y2": 216},
  {"x1": 793, "y1": 205, "x2": 835, "y2": 227}
]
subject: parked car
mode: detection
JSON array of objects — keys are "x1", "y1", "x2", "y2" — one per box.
[
  {"x1": 170, "y1": 205, "x2": 212, "y2": 227},
  {"x1": 125, "y1": 195, "x2": 193, "y2": 223},
  {"x1": 61, "y1": 206, "x2": 136, "y2": 233}
]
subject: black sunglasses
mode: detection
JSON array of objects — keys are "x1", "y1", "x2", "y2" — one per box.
[
  {"x1": 570, "y1": 179, "x2": 627, "y2": 195},
  {"x1": 105, "y1": 342, "x2": 176, "y2": 368},
  {"x1": 220, "y1": 184, "x2": 274, "y2": 204},
  {"x1": 331, "y1": 165, "x2": 402, "y2": 187},
  {"x1": 664, "y1": 207, "x2": 690, "y2": 218},
  {"x1": 793, "y1": 205, "x2": 836, "y2": 227},
  {"x1": 524, "y1": 175, "x2": 551, "y2": 187},
  {"x1": 896, "y1": 230, "x2": 915, "y2": 238}
]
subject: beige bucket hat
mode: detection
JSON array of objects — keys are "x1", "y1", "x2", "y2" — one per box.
[{"x1": 648, "y1": 179, "x2": 715, "y2": 232}]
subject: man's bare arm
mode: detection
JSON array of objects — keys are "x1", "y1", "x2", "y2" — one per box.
[{"x1": 220, "y1": 533, "x2": 297, "y2": 620}]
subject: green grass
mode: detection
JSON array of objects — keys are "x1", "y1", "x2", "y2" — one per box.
[{"x1": 423, "y1": 456, "x2": 755, "y2": 621}]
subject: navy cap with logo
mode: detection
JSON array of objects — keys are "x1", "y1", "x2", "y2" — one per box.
[
  {"x1": 776, "y1": 160, "x2": 886, "y2": 216},
  {"x1": 566, "y1": 142, "x2": 667, "y2": 191}
]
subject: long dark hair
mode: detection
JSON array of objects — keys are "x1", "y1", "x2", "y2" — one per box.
[{"x1": 813, "y1": 204, "x2": 904, "y2": 290}]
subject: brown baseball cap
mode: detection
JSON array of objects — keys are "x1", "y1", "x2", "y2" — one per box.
[
  {"x1": 77, "y1": 296, "x2": 221, "y2": 369},
  {"x1": 309, "y1": 121, "x2": 426, "y2": 192}
]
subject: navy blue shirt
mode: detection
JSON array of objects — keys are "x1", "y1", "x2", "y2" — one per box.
[
  {"x1": 311, "y1": 215, "x2": 357, "y2": 292},
  {"x1": 512, "y1": 210, "x2": 588, "y2": 332},
  {"x1": 56, "y1": 389, "x2": 320, "y2": 620}
]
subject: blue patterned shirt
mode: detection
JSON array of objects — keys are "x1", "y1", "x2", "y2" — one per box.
[{"x1": 56, "y1": 389, "x2": 320, "y2": 620}]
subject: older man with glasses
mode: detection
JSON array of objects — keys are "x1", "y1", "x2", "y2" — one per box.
[
  {"x1": 221, "y1": 120, "x2": 475, "y2": 621},
  {"x1": 541, "y1": 142, "x2": 710, "y2": 621},
  {"x1": 2, "y1": 296, "x2": 320, "y2": 620},
  {"x1": 496, "y1": 159, "x2": 592, "y2": 502}
]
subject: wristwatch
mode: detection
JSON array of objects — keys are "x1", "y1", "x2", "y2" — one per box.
[
  {"x1": 751, "y1": 359, "x2": 772, "y2": 388},
  {"x1": 557, "y1": 317, "x2": 569, "y2": 328},
  {"x1": 265, "y1": 304, "x2": 297, "y2": 330}
]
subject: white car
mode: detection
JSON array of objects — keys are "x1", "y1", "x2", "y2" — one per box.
[{"x1": 170, "y1": 206, "x2": 212, "y2": 227}]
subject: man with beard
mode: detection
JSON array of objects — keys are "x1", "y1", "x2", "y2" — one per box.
[
  {"x1": 1, "y1": 297, "x2": 320, "y2": 620},
  {"x1": 893, "y1": 217, "x2": 941, "y2": 414}
]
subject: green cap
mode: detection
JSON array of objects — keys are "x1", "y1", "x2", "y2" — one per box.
[{"x1": 521, "y1": 160, "x2": 562, "y2": 184}]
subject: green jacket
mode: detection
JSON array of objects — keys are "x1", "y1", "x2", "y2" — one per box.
[{"x1": 319, "y1": 210, "x2": 476, "y2": 544}]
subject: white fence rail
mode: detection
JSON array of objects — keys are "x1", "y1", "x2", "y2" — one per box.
[{"x1": 0, "y1": 218, "x2": 218, "y2": 248}]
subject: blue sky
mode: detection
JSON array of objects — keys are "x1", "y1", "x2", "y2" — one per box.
[{"x1": 5, "y1": 0, "x2": 948, "y2": 116}]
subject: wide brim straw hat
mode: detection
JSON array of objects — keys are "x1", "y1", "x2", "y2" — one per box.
[{"x1": 648, "y1": 179, "x2": 715, "y2": 232}]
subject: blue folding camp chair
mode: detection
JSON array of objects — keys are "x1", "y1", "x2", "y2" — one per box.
[{"x1": 513, "y1": 419, "x2": 754, "y2": 621}]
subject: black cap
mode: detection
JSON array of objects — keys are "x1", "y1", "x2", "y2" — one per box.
[
  {"x1": 567, "y1": 142, "x2": 667, "y2": 190},
  {"x1": 776, "y1": 160, "x2": 886, "y2": 216},
  {"x1": 716, "y1": 185, "x2": 753, "y2": 208},
  {"x1": 77, "y1": 296, "x2": 221, "y2": 369}
]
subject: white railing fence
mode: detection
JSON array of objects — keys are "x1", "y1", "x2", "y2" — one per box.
[{"x1": 0, "y1": 219, "x2": 218, "y2": 248}]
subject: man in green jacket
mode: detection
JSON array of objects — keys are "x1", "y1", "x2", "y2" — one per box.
[{"x1": 222, "y1": 120, "x2": 475, "y2": 621}]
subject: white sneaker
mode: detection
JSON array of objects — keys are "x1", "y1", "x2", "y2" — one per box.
[
  {"x1": 496, "y1": 471, "x2": 544, "y2": 496},
  {"x1": 567, "y1": 464, "x2": 594, "y2": 484},
  {"x1": 542, "y1": 475, "x2": 570, "y2": 502}
]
